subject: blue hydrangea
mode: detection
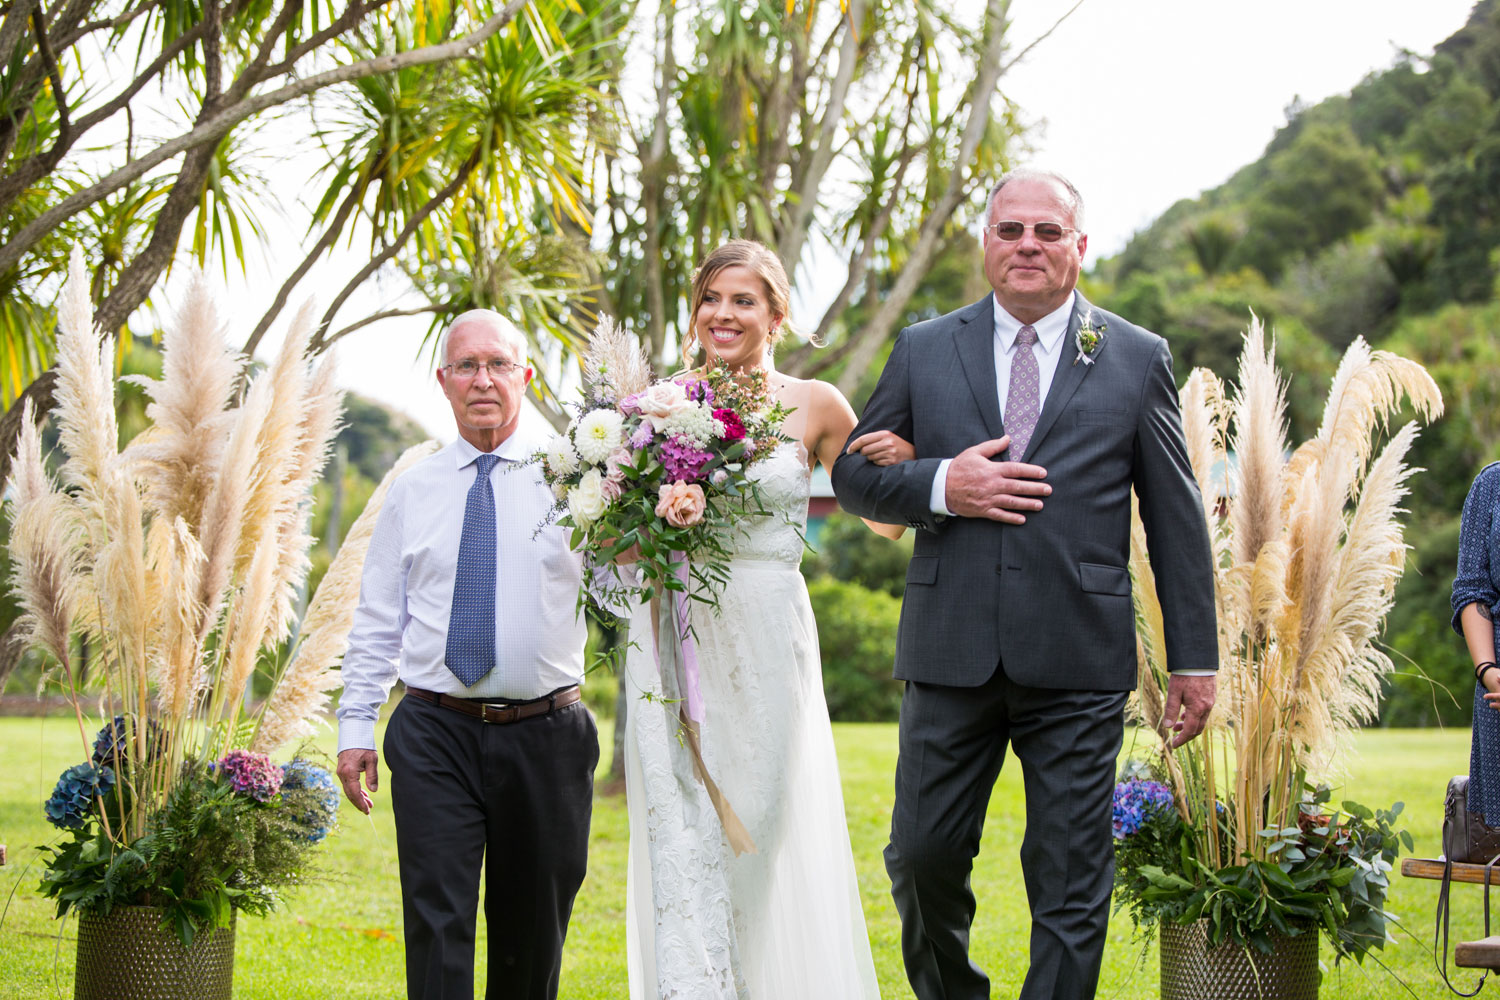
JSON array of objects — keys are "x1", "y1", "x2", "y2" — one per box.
[
  {"x1": 1112, "y1": 779, "x2": 1176, "y2": 839},
  {"x1": 44, "y1": 762, "x2": 116, "y2": 830},
  {"x1": 280, "y1": 760, "x2": 339, "y2": 843},
  {"x1": 91, "y1": 714, "x2": 165, "y2": 772}
]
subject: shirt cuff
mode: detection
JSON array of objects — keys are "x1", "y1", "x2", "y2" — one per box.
[
  {"x1": 1172, "y1": 669, "x2": 1216, "y2": 676},
  {"x1": 338, "y1": 717, "x2": 378, "y2": 754},
  {"x1": 930, "y1": 459, "x2": 954, "y2": 516}
]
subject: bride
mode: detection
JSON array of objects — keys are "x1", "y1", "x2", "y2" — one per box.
[{"x1": 622, "y1": 239, "x2": 911, "y2": 999}]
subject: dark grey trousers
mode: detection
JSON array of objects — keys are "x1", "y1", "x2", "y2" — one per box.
[
  {"x1": 384, "y1": 694, "x2": 598, "y2": 1000},
  {"x1": 885, "y1": 667, "x2": 1127, "y2": 1000}
]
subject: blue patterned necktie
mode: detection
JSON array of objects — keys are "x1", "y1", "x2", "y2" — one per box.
[
  {"x1": 1007, "y1": 324, "x2": 1041, "y2": 461},
  {"x1": 446, "y1": 453, "x2": 500, "y2": 686}
]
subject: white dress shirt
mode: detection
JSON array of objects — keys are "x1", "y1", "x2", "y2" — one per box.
[
  {"x1": 337, "y1": 414, "x2": 587, "y2": 752},
  {"x1": 927, "y1": 293, "x2": 1075, "y2": 514}
]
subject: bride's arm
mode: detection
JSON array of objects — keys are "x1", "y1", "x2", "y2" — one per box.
[{"x1": 805, "y1": 381, "x2": 910, "y2": 540}]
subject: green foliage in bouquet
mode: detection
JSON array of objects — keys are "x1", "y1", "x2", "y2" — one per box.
[
  {"x1": 6, "y1": 251, "x2": 436, "y2": 944},
  {"x1": 1117, "y1": 316, "x2": 1440, "y2": 963}
]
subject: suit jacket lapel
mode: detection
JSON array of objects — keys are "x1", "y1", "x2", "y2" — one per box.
[
  {"x1": 953, "y1": 296, "x2": 1004, "y2": 440},
  {"x1": 1029, "y1": 293, "x2": 1107, "y2": 455}
]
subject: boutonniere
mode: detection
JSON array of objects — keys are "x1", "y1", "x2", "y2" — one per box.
[{"x1": 1073, "y1": 312, "x2": 1105, "y2": 366}]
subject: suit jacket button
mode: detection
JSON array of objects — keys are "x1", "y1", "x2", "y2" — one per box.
[{"x1": 995, "y1": 564, "x2": 1003, "y2": 575}]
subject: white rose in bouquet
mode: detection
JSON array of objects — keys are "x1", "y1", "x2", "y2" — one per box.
[
  {"x1": 634, "y1": 380, "x2": 693, "y2": 429},
  {"x1": 567, "y1": 468, "x2": 610, "y2": 525}
]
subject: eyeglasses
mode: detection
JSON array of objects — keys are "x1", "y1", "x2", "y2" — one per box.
[
  {"x1": 445, "y1": 359, "x2": 525, "y2": 378},
  {"x1": 984, "y1": 220, "x2": 1078, "y2": 243}
]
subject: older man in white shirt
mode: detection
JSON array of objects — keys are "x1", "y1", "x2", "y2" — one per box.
[{"x1": 336, "y1": 309, "x2": 596, "y2": 1000}]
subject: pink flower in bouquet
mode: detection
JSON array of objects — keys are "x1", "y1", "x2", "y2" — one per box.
[
  {"x1": 656, "y1": 481, "x2": 707, "y2": 527},
  {"x1": 216, "y1": 749, "x2": 283, "y2": 802},
  {"x1": 619, "y1": 392, "x2": 644, "y2": 415},
  {"x1": 636, "y1": 381, "x2": 694, "y2": 427},
  {"x1": 602, "y1": 447, "x2": 631, "y2": 500},
  {"x1": 713, "y1": 408, "x2": 746, "y2": 442},
  {"x1": 660, "y1": 435, "x2": 712, "y2": 482},
  {"x1": 710, "y1": 469, "x2": 729, "y2": 487}
]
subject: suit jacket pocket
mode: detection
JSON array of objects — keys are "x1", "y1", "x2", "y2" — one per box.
[
  {"x1": 907, "y1": 555, "x2": 939, "y2": 586},
  {"x1": 1075, "y1": 408, "x2": 1128, "y2": 426},
  {"x1": 1078, "y1": 561, "x2": 1129, "y2": 596}
]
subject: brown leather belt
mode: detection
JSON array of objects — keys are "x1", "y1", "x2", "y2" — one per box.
[{"x1": 404, "y1": 685, "x2": 581, "y2": 725}]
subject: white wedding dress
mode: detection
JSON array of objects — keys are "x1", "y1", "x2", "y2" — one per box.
[{"x1": 623, "y1": 442, "x2": 881, "y2": 1000}]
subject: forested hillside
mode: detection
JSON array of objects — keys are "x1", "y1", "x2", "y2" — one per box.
[{"x1": 1081, "y1": 0, "x2": 1500, "y2": 724}]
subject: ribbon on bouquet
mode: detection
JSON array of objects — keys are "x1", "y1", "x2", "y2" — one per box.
[{"x1": 649, "y1": 557, "x2": 757, "y2": 856}]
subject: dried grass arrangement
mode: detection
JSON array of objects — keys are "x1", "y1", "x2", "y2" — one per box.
[
  {"x1": 6, "y1": 250, "x2": 436, "y2": 937},
  {"x1": 1116, "y1": 315, "x2": 1442, "y2": 960}
]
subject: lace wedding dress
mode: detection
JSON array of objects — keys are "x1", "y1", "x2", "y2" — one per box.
[{"x1": 623, "y1": 442, "x2": 881, "y2": 999}]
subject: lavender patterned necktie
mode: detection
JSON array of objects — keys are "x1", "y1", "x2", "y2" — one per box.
[
  {"x1": 446, "y1": 453, "x2": 499, "y2": 686},
  {"x1": 1007, "y1": 324, "x2": 1041, "y2": 461}
]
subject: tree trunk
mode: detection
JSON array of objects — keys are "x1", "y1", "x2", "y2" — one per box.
[{"x1": 831, "y1": 0, "x2": 1012, "y2": 399}]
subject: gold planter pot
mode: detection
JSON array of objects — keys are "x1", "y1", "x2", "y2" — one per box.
[
  {"x1": 74, "y1": 905, "x2": 236, "y2": 1000},
  {"x1": 1159, "y1": 918, "x2": 1319, "y2": 1000}
]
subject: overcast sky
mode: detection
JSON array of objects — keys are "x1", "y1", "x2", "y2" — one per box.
[{"x1": 228, "y1": 0, "x2": 1483, "y2": 439}]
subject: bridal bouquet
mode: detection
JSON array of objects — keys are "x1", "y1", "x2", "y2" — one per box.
[{"x1": 537, "y1": 318, "x2": 792, "y2": 610}]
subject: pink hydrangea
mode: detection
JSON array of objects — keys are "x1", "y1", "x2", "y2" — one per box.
[
  {"x1": 216, "y1": 749, "x2": 284, "y2": 803},
  {"x1": 660, "y1": 434, "x2": 713, "y2": 483}
]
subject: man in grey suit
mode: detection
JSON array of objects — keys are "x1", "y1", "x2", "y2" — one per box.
[{"x1": 832, "y1": 168, "x2": 1219, "y2": 1000}]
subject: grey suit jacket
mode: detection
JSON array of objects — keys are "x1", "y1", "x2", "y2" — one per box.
[{"x1": 831, "y1": 292, "x2": 1218, "y2": 691}]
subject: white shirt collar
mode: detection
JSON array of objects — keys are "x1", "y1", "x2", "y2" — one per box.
[
  {"x1": 992, "y1": 292, "x2": 1076, "y2": 356},
  {"x1": 452, "y1": 412, "x2": 547, "y2": 468}
]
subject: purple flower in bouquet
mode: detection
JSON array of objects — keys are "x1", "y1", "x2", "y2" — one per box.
[
  {"x1": 714, "y1": 408, "x2": 746, "y2": 442},
  {"x1": 216, "y1": 749, "x2": 284, "y2": 803},
  {"x1": 619, "y1": 392, "x2": 644, "y2": 416},
  {"x1": 660, "y1": 434, "x2": 713, "y2": 482},
  {"x1": 683, "y1": 379, "x2": 715, "y2": 406},
  {"x1": 629, "y1": 422, "x2": 655, "y2": 450},
  {"x1": 1112, "y1": 779, "x2": 1175, "y2": 839}
]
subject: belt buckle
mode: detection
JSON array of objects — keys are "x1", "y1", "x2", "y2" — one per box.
[{"x1": 480, "y1": 702, "x2": 520, "y2": 725}]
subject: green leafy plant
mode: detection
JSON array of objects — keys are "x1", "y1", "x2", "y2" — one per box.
[{"x1": 1113, "y1": 770, "x2": 1411, "y2": 960}]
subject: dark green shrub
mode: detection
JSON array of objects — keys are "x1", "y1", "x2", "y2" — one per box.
[
  {"x1": 807, "y1": 577, "x2": 903, "y2": 722},
  {"x1": 803, "y1": 511, "x2": 913, "y2": 598}
]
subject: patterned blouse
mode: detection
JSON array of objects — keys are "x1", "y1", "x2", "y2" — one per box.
[
  {"x1": 1453, "y1": 462, "x2": 1500, "y2": 825},
  {"x1": 1453, "y1": 462, "x2": 1500, "y2": 640}
]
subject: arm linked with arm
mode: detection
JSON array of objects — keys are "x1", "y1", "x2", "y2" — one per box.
[{"x1": 830, "y1": 329, "x2": 949, "y2": 532}]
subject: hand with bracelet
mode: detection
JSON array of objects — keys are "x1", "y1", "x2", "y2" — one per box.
[{"x1": 1461, "y1": 603, "x2": 1500, "y2": 712}]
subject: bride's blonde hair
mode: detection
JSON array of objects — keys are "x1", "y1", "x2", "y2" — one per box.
[{"x1": 684, "y1": 239, "x2": 795, "y2": 364}]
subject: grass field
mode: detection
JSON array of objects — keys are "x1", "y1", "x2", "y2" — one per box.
[{"x1": 0, "y1": 714, "x2": 1485, "y2": 998}]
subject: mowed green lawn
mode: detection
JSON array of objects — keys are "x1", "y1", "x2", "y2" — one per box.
[{"x1": 0, "y1": 715, "x2": 1484, "y2": 998}]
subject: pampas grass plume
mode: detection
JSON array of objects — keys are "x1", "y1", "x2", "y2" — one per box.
[
  {"x1": 584, "y1": 314, "x2": 651, "y2": 400},
  {"x1": 253, "y1": 439, "x2": 439, "y2": 753},
  {"x1": 123, "y1": 268, "x2": 244, "y2": 531}
]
